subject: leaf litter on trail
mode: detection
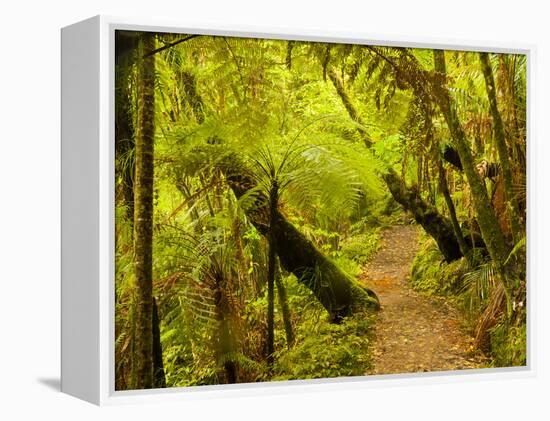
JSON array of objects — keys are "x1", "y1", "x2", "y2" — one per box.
[{"x1": 360, "y1": 225, "x2": 488, "y2": 375}]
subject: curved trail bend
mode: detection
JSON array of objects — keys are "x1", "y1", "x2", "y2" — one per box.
[{"x1": 362, "y1": 224, "x2": 487, "y2": 375}]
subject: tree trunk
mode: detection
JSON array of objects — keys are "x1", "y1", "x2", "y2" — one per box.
[
  {"x1": 115, "y1": 31, "x2": 138, "y2": 225},
  {"x1": 266, "y1": 180, "x2": 278, "y2": 368},
  {"x1": 383, "y1": 169, "x2": 462, "y2": 262},
  {"x1": 276, "y1": 262, "x2": 295, "y2": 348},
  {"x1": 479, "y1": 52, "x2": 522, "y2": 242},
  {"x1": 328, "y1": 68, "x2": 372, "y2": 148},
  {"x1": 437, "y1": 159, "x2": 470, "y2": 257},
  {"x1": 152, "y1": 298, "x2": 166, "y2": 388},
  {"x1": 432, "y1": 50, "x2": 509, "y2": 271},
  {"x1": 132, "y1": 34, "x2": 156, "y2": 389},
  {"x1": 286, "y1": 41, "x2": 294, "y2": 70},
  {"x1": 221, "y1": 160, "x2": 380, "y2": 321},
  {"x1": 273, "y1": 211, "x2": 380, "y2": 321},
  {"x1": 213, "y1": 277, "x2": 238, "y2": 384},
  {"x1": 181, "y1": 71, "x2": 205, "y2": 124}
]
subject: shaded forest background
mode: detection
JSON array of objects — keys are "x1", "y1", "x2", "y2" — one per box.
[{"x1": 114, "y1": 30, "x2": 526, "y2": 390}]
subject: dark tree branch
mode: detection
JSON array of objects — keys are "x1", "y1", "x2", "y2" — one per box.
[
  {"x1": 143, "y1": 34, "x2": 201, "y2": 58},
  {"x1": 443, "y1": 145, "x2": 463, "y2": 170}
]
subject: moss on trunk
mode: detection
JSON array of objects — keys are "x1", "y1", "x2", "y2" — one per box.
[
  {"x1": 275, "y1": 263, "x2": 295, "y2": 347},
  {"x1": 383, "y1": 169, "x2": 463, "y2": 262},
  {"x1": 271, "y1": 211, "x2": 379, "y2": 321},
  {"x1": 152, "y1": 298, "x2": 166, "y2": 388},
  {"x1": 132, "y1": 34, "x2": 155, "y2": 389},
  {"x1": 115, "y1": 31, "x2": 138, "y2": 225},
  {"x1": 479, "y1": 52, "x2": 522, "y2": 242},
  {"x1": 266, "y1": 181, "x2": 277, "y2": 367},
  {"x1": 432, "y1": 50, "x2": 509, "y2": 269},
  {"x1": 437, "y1": 160, "x2": 470, "y2": 258}
]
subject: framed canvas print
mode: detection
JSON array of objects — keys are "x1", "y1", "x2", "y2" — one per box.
[{"x1": 61, "y1": 16, "x2": 532, "y2": 405}]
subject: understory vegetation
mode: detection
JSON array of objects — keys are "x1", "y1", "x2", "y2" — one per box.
[
  {"x1": 114, "y1": 31, "x2": 527, "y2": 390},
  {"x1": 411, "y1": 235, "x2": 526, "y2": 366}
]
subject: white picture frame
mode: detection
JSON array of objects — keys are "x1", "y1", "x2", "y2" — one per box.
[{"x1": 61, "y1": 15, "x2": 535, "y2": 405}]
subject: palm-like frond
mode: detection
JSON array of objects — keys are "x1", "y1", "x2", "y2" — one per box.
[{"x1": 461, "y1": 261, "x2": 498, "y2": 311}]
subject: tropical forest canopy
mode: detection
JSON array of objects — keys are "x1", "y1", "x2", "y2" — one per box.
[{"x1": 114, "y1": 30, "x2": 527, "y2": 390}]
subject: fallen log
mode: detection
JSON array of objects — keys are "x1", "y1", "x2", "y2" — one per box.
[{"x1": 220, "y1": 155, "x2": 380, "y2": 322}]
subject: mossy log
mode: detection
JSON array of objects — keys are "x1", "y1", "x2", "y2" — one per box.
[
  {"x1": 271, "y1": 210, "x2": 380, "y2": 321},
  {"x1": 383, "y1": 169, "x2": 463, "y2": 262},
  {"x1": 221, "y1": 157, "x2": 380, "y2": 322}
]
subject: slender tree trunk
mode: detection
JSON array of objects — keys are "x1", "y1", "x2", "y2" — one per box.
[
  {"x1": 275, "y1": 262, "x2": 294, "y2": 348},
  {"x1": 115, "y1": 32, "x2": 138, "y2": 225},
  {"x1": 286, "y1": 41, "x2": 294, "y2": 70},
  {"x1": 152, "y1": 298, "x2": 166, "y2": 388},
  {"x1": 266, "y1": 180, "x2": 278, "y2": 368},
  {"x1": 199, "y1": 173, "x2": 216, "y2": 218},
  {"x1": 417, "y1": 155, "x2": 423, "y2": 191},
  {"x1": 181, "y1": 71, "x2": 205, "y2": 124},
  {"x1": 132, "y1": 34, "x2": 156, "y2": 389},
  {"x1": 479, "y1": 52, "x2": 522, "y2": 242},
  {"x1": 213, "y1": 276, "x2": 238, "y2": 384},
  {"x1": 223, "y1": 354, "x2": 237, "y2": 384},
  {"x1": 432, "y1": 50, "x2": 509, "y2": 271},
  {"x1": 115, "y1": 78, "x2": 135, "y2": 223},
  {"x1": 285, "y1": 41, "x2": 295, "y2": 70},
  {"x1": 328, "y1": 68, "x2": 372, "y2": 148},
  {"x1": 437, "y1": 159, "x2": 470, "y2": 257}
]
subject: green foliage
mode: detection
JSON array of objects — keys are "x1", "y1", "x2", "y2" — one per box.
[
  {"x1": 373, "y1": 133, "x2": 403, "y2": 168},
  {"x1": 410, "y1": 236, "x2": 483, "y2": 296},
  {"x1": 410, "y1": 239, "x2": 449, "y2": 294},
  {"x1": 410, "y1": 235, "x2": 526, "y2": 367},
  {"x1": 272, "y1": 312, "x2": 373, "y2": 380},
  {"x1": 115, "y1": 30, "x2": 527, "y2": 388},
  {"x1": 461, "y1": 259, "x2": 498, "y2": 312},
  {"x1": 489, "y1": 316, "x2": 527, "y2": 367},
  {"x1": 339, "y1": 231, "x2": 381, "y2": 266}
]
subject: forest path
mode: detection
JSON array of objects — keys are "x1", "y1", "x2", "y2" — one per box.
[{"x1": 361, "y1": 224, "x2": 487, "y2": 375}]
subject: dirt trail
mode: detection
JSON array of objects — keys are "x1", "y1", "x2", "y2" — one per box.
[{"x1": 361, "y1": 224, "x2": 487, "y2": 375}]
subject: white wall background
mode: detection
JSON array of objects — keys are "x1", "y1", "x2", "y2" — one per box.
[{"x1": 1, "y1": 0, "x2": 548, "y2": 418}]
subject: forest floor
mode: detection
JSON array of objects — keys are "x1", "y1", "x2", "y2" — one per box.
[{"x1": 361, "y1": 223, "x2": 488, "y2": 375}]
